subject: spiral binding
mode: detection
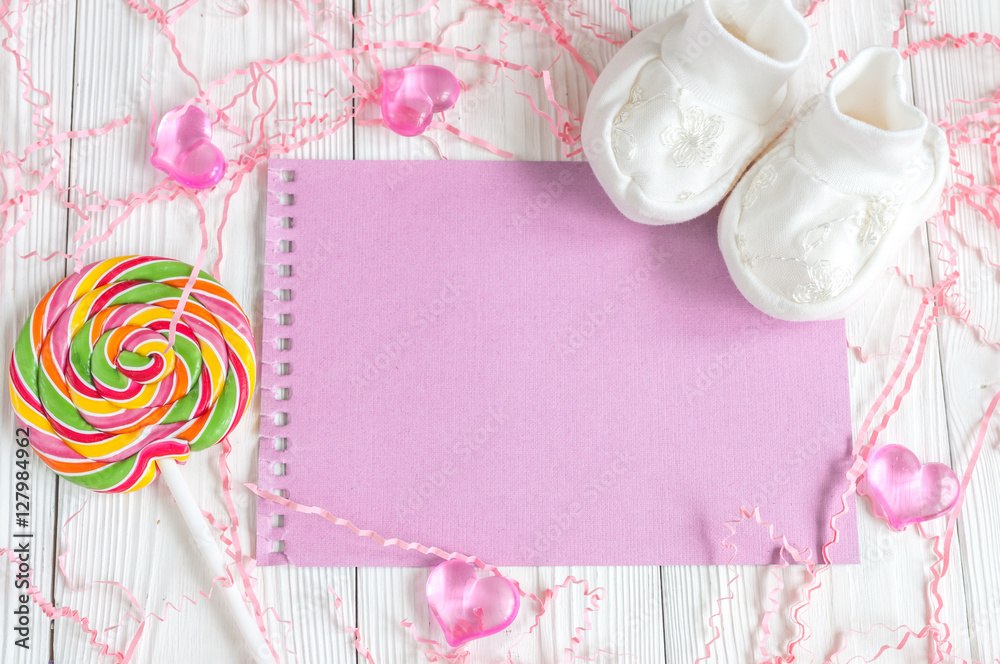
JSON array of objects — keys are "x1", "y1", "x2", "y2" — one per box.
[{"x1": 261, "y1": 168, "x2": 296, "y2": 559}]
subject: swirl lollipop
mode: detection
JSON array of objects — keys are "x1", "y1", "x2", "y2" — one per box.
[{"x1": 8, "y1": 255, "x2": 271, "y2": 663}]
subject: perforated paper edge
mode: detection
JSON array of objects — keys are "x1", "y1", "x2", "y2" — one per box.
[{"x1": 259, "y1": 164, "x2": 297, "y2": 565}]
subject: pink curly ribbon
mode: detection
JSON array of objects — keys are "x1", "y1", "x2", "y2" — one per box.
[
  {"x1": 4, "y1": 1, "x2": 1000, "y2": 662},
  {"x1": 217, "y1": 439, "x2": 287, "y2": 662},
  {"x1": 697, "y1": 7, "x2": 1000, "y2": 662},
  {"x1": 2, "y1": 0, "x2": 624, "y2": 655},
  {"x1": 0, "y1": 546, "x2": 144, "y2": 663},
  {"x1": 3, "y1": 0, "x2": 623, "y2": 268},
  {"x1": 400, "y1": 618, "x2": 469, "y2": 664},
  {"x1": 805, "y1": 20, "x2": 1000, "y2": 664},
  {"x1": 53, "y1": 482, "x2": 290, "y2": 663},
  {"x1": 329, "y1": 591, "x2": 379, "y2": 664},
  {"x1": 248, "y1": 484, "x2": 609, "y2": 664}
]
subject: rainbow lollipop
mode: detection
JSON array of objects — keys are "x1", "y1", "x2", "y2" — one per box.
[{"x1": 8, "y1": 256, "x2": 271, "y2": 662}]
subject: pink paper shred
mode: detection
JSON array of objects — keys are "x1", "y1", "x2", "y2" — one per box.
[{"x1": 2, "y1": 0, "x2": 1000, "y2": 662}]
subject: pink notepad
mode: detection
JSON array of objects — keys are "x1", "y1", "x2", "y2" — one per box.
[{"x1": 258, "y1": 160, "x2": 858, "y2": 567}]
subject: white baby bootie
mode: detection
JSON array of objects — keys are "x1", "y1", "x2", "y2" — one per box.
[
  {"x1": 718, "y1": 47, "x2": 951, "y2": 322},
  {"x1": 581, "y1": 0, "x2": 811, "y2": 225}
]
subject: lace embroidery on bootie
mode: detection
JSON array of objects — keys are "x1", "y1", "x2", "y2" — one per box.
[
  {"x1": 612, "y1": 84, "x2": 670, "y2": 161},
  {"x1": 742, "y1": 164, "x2": 777, "y2": 209},
  {"x1": 857, "y1": 192, "x2": 901, "y2": 247},
  {"x1": 661, "y1": 105, "x2": 725, "y2": 168},
  {"x1": 792, "y1": 260, "x2": 852, "y2": 304}
]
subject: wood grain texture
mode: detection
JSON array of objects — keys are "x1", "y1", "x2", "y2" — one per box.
[
  {"x1": 0, "y1": 0, "x2": 997, "y2": 663},
  {"x1": 0, "y1": 0, "x2": 76, "y2": 662},
  {"x1": 642, "y1": 3, "x2": 971, "y2": 662},
  {"x1": 52, "y1": 0, "x2": 359, "y2": 662},
  {"x1": 907, "y1": 2, "x2": 1000, "y2": 661},
  {"x1": 352, "y1": 3, "x2": 669, "y2": 663}
]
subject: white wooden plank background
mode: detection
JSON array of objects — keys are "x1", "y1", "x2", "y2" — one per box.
[{"x1": 0, "y1": 0, "x2": 998, "y2": 663}]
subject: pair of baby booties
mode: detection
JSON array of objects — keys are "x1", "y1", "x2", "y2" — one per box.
[{"x1": 582, "y1": 0, "x2": 950, "y2": 322}]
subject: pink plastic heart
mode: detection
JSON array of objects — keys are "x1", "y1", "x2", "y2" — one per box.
[
  {"x1": 150, "y1": 104, "x2": 226, "y2": 189},
  {"x1": 425, "y1": 560, "x2": 520, "y2": 648},
  {"x1": 380, "y1": 65, "x2": 461, "y2": 137},
  {"x1": 863, "y1": 444, "x2": 960, "y2": 530}
]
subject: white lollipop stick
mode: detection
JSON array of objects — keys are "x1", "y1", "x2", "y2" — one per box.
[{"x1": 158, "y1": 458, "x2": 273, "y2": 664}]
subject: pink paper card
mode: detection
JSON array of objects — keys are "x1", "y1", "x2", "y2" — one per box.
[{"x1": 257, "y1": 160, "x2": 858, "y2": 567}]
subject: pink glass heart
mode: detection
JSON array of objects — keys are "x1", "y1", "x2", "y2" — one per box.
[
  {"x1": 150, "y1": 104, "x2": 226, "y2": 189},
  {"x1": 381, "y1": 65, "x2": 461, "y2": 137},
  {"x1": 862, "y1": 444, "x2": 960, "y2": 530},
  {"x1": 425, "y1": 560, "x2": 520, "y2": 648}
]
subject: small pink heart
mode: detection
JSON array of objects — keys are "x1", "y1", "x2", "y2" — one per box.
[
  {"x1": 150, "y1": 104, "x2": 226, "y2": 189},
  {"x1": 862, "y1": 444, "x2": 960, "y2": 530},
  {"x1": 425, "y1": 560, "x2": 520, "y2": 648},
  {"x1": 381, "y1": 65, "x2": 461, "y2": 137}
]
